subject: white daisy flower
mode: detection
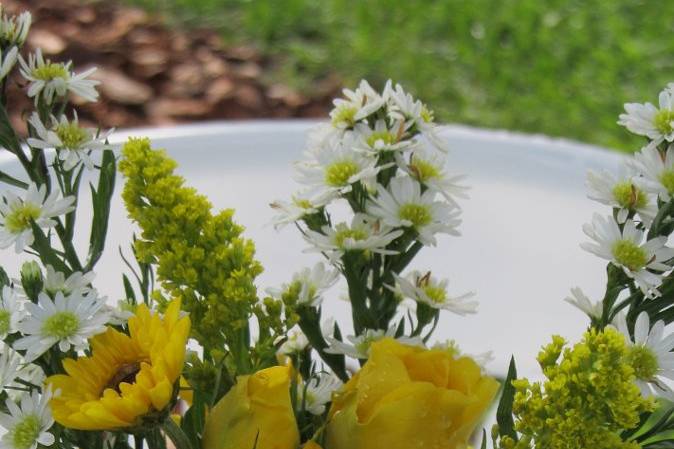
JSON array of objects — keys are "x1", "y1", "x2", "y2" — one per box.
[
  {"x1": 325, "y1": 327, "x2": 423, "y2": 360},
  {"x1": 0, "y1": 285, "x2": 23, "y2": 339},
  {"x1": 618, "y1": 86, "x2": 674, "y2": 144},
  {"x1": 304, "y1": 214, "x2": 403, "y2": 261},
  {"x1": 629, "y1": 142, "x2": 674, "y2": 201},
  {"x1": 277, "y1": 325, "x2": 310, "y2": 356},
  {"x1": 613, "y1": 311, "x2": 674, "y2": 399},
  {"x1": 330, "y1": 80, "x2": 385, "y2": 129},
  {"x1": 294, "y1": 135, "x2": 385, "y2": 196},
  {"x1": 0, "y1": 46, "x2": 17, "y2": 81},
  {"x1": 581, "y1": 214, "x2": 674, "y2": 296},
  {"x1": 367, "y1": 176, "x2": 461, "y2": 246},
  {"x1": 26, "y1": 112, "x2": 112, "y2": 171},
  {"x1": 0, "y1": 348, "x2": 20, "y2": 396},
  {"x1": 101, "y1": 301, "x2": 134, "y2": 327},
  {"x1": 270, "y1": 189, "x2": 336, "y2": 229},
  {"x1": 299, "y1": 373, "x2": 343, "y2": 416},
  {"x1": 586, "y1": 168, "x2": 656, "y2": 225},
  {"x1": 267, "y1": 262, "x2": 339, "y2": 308},
  {"x1": 42, "y1": 265, "x2": 95, "y2": 298},
  {"x1": 353, "y1": 119, "x2": 417, "y2": 154},
  {"x1": 19, "y1": 49, "x2": 99, "y2": 104},
  {"x1": 564, "y1": 287, "x2": 603, "y2": 320},
  {"x1": 0, "y1": 388, "x2": 55, "y2": 449},
  {"x1": 396, "y1": 146, "x2": 469, "y2": 207},
  {"x1": 392, "y1": 270, "x2": 478, "y2": 316},
  {"x1": 0, "y1": 8, "x2": 31, "y2": 47},
  {"x1": 431, "y1": 339, "x2": 494, "y2": 370},
  {"x1": 0, "y1": 183, "x2": 75, "y2": 253},
  {"x1": 383, "y1": 80, "x2": 447, "y2": 152},
  {"x1": 13, "y1": 291, "x2": 109, "y2": 362}
]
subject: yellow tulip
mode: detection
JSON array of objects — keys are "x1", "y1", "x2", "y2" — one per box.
[
  {"x1": 325, "y1": 338, "x2": 499, "y2": 449},
  {"x1": 202, "y1": 365, "x2": 300, "y2": 449},
  {"x1": 303, "y1": 442, "x2": 323, "y2": 449}
]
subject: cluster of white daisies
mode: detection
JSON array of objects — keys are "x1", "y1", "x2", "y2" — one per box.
[
  {"x1": 566, "y1": 82, "x2": 674, "y2": 399},
  {"x1": 269, "y1": 81, "x2": 487, "y2": 393},
  {"x1": 0, "y1": 8, "x2": 112, "y2": 255}
]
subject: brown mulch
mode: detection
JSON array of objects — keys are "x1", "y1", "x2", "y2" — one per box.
[{"x1": 3, "y1": 0, "x2": 340, "y2": 134}]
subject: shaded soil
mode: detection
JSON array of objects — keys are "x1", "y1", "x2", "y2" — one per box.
[{"x1": 4, "y1": 0, "x2": 340, "y2": 133}]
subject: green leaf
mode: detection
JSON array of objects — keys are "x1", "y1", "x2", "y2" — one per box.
[
  {"x1": 29, "y1": 221, "x2": 71, "y2": 274},
  {"x1": 0, "y1": 267, "x2": 8, "y2": 287},
  {"x1": 122, "y1": 274, "x2": 136, "y2": 302},
  {"x1": 496, "y1": 356, "x2": 518, "y2": 441},
  {"x1": 0, "y1": 170, "x2": 28, "y2": 189},
  {"x1": 86, "y1": 149, "x2": 116, "y2": 271},
  {"x1": 0, "y1": 102, "x2": 22, "y2": 154},
  {"x1": 181, "y1": 389, "x2": 207, "y2": 449},
  {"x1": 481, "y1": 428, "x2": 488, "y2": 449}
]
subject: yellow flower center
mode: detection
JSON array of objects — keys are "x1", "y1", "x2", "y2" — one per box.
[
  {"x1": 5, "y1": 203, "x2": 41, "y2": 233},
  {"x1": 56, "y1": 122, "x2": 88, "y2": 149},
  {"x1": 354, "y1": 335, "x2": 378, "y2": 357},
  {"x1": 0, "y1": 309, "x2": 10, "y2": 335},
  {"x1": 398, "y1": 203, "x2": 432, "y2": 227},
  {"x1": 655, "y1": 110, "x2": 674, "y2": 135},
  {"x1": 11, "y1": 414, "x2": 41, "y2": 449},
  {"x1": 611, "y1": 240, "x2": 648, "y2": 271},
  {"x1": 612, "y1": 181, "x2": 648, "y2": 209},
  {"x1": 423, "y1": 285, "x2": 447, "y2": 304},
  {"x1": 331, "y1": 105, "x2": 358, "y2": 127},
  {"x1": 33, "y1": 63, "x2": 69, "y2": 81},
  {"x1": 421, "y1": 104, "x2": 434, "y2": 123},
  {"x1": 628, "y1": 345, "x2": 659, "y2": 380},
  {"x1": 660, "y1": 170, "x2": 674, "y2": 195},
  {"x1": 325, "y1": 160, "x2": 359, "y2": 187},
  {"x1": 410, "y1": 158, "x2": 440, "y2": 182},
  {"x1": 366, "y1": 131, "x2": 396, "y2": 148},
  {"x1": 334, "y1": 228, "x2": 368, "y2": 247},
  {"x1": 293, "y1": 198, "x2": 313, "y2": 209},
  {"x1": 42, "y1": 311, "x2": 80, "y2": 339}
]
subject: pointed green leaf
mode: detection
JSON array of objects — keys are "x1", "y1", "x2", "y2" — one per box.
[{"x1": 496, "y1": 356, "x2": 518, "y2": 441}]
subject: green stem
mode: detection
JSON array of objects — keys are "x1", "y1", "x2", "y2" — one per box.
[{"x1": 161, "y1": 418, "x2": 194, "y2": 449}]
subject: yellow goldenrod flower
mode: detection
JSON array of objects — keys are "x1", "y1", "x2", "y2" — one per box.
[
  {"x1": 46, "y1": 299, "x2": 190, "y2": 430},
  {"x1": 202, "y1": 365, "x2": 300, "y2": 449},
  {"x1": 325, "y1": 338, "x2": 499, "y2": 449}
]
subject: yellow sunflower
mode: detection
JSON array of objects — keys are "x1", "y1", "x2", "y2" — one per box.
[{"x1": 46, "y1": 299, "x2": 191, "y2": 430}]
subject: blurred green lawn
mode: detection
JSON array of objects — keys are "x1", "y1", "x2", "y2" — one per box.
[{"x1": 127, "y1": 0, "x2": 674, "y2": 151}]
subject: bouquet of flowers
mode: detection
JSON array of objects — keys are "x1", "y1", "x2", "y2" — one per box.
[{"x1": 2, "y1": 5, "x2": 674, "y2": 449}]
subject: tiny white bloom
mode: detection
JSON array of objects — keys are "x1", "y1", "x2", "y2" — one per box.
[
  {"x1": 0, "y1": 388, "x2": 55, "y2": 449},
  {"x1": 353, "y1": 119, "x2": 417, "y2": 154},
  {"x1": 367, "y1": 176, "x2": 461, "y2": 246},
  {"x1": 613, "y1": 312, "x2": 674, "y2": 399},
  {"x1": 618, "y1": 86, "x2": 674, "y2": 144},
  {"x1": 277, "y1": 325, "x2": 310, "y2": 356},
  {"x1": 0, "y1": 183, "x2": 75, "y2": 253},
  {"x1": 270, "y1": 189, "x2": 336, "y2": 229},
  {"x1": 330, "y1": 80, "x2": 385, "y2": 129},
  {"x1": 299, "y1": 372, "x2": 343, "y2": 415},
  {"x1": 581, "y1": 214, "x2": 674, "y2": 296},
  {"x1": 325, "y1": 327, "x2": 423, "y2": 359},
  {"x1": 14, "y1": 291, "x2": 109, "y2": 362},
  {"x1": 0, "y1": 9, "x2": 31, "y2": 47},
  {"x1": 267, "y1": 262, "x2": 339, "y2": 308},
  {"x1": 393, "y1": 270, "x2": 478, "y2": 316},
  {"x1": 27, "y1": 112, "x2": 112, "y2": 171},
  {"x1": 304, "y1": 213, "x2": 403, "y2": 260},
  {"x1": 19, "y1": 49, "x2": 99, "y2": 104},
  {"x1": 396, "y1": 147, "x2": 469, "y2": 207},
  {"x1": 383, "y1": 80, "x2": 447, "y2": 152},
  {"x1": 294, "y1": 134, "x2": 385, "y2": 196},
  {"x1": 0, "y1": 347, "x2": 20, "y2": 396},
  {"x1": 0, "y1": 285, "x2": 23, "y2": 339},
  {"x1": 564, "y1": 287, "x2": 603, "y2": 320},
  {"x1": 431, "y1": 339, "x2": 494, "y2": 370},
  {"x1": 630, "y1": 142, "x2": 674, "y2": 201},
  {"x1": 0, "y1": 46, "x2": 17, "y2": 81},
  {"x1": 101, "y1": 301, "x2": 134, "y2": 327},
  {"x1": 42, "y1": 265, "x2": 96, "y2": 298},
  {"x1": 586, "y1": 168, "x2": 656, "y2": 224}
]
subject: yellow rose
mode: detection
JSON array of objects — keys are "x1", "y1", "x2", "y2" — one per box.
[
  {"x1": 303, "y1": 442, "x2": 323, "y2": 449},
  {"x1": 325, "y1": 338, "x2": 499, "y2": 449},
  {"x1": 202, "y1": 365, "x2": 300, "y2": 449}
]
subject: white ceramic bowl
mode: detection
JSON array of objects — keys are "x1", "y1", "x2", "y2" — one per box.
[{"x1": 0, "y1": 120, "x2": 623, "y2": 378}]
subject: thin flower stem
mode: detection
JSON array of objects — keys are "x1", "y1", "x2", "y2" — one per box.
[{"x1": 161, "y1": 418, "x2": 194, "y2": 449}]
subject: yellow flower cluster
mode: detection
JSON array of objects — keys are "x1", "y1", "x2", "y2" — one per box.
[
  {"x1": 47, "y1": 300, "x2": 190, "y2": 430},
  {"x1": 119, "y1": 138, "x2": 266, "y2": 352},
  {"x1": 203, "y1": 339, "x2": 498, "y2": 449},
  {"x1": 499, "y1": 328, "x2": 655, "y2": 449}
]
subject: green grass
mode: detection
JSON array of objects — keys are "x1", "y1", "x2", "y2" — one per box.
[{"x1": 127, "y1": 0, "x2": 674, "y2": 151}]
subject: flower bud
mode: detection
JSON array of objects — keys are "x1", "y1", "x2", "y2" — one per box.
[{"x1": 20, "y1": 261, "x2": 43, "y2": 301}]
